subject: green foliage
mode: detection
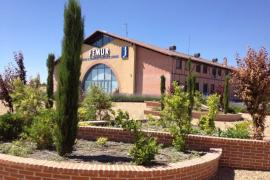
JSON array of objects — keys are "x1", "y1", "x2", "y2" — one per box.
[
  {"x1": 80, "y1": 86, "x2": 113, "y2": 121},
  {"x1": 0, "y1": 113, "x2": 25, "y2": 141},
  {"x1": 194, "y1": 91, "x2": 204, "y2": 110},
  {"x1": 221, "y1": 121, "x2": 251, "y2": 139},
  {"x1": 161, "y1": 81, "x2": 190, "y2": 151},
  {"x1": 55, "y1": 0, "x2": 84, "y2": 156},
  {"x1": 96, "y1": 137, "x2": 108, "y2": 146},
  {"x1": 129, "y1": 136, "x2": 159, "y2": 165},
  {"x1": 46, "y1": 54, "x2": 55, "y2": 108},
  {"x1": 160, "y1": 75, "x2": 166, "y2": 110},
  {"x1": 114, "y1": 110, "x2": 159, "y2": 165},
  {"x1": 198, "y1": 94, "x2": 219, "y2": 134},
  {"x1": 223, "y1": 75, "x2": 230, "y2": 114},
  {"x1": 26, "y1": 109, "x2": 55, "y2": 149},
  {"x1": 111, "y1": 94, "x2": 160, "y2": 102},
  {"x1": 0, "y1": 140, "x2": 36, "y2": 157},
  {"x1": 228, "y1": 104, "x2": 246, "y2": 114},
  {"x1": 11, "y1": 78, "x2": 46, "y2": 117}
]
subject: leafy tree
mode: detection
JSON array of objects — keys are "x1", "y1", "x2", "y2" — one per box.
[
  {"x1": 161, "y1": 81, "x2": 190, "y2": 151},
  {"x1": 223, "y1": 75, "x2": 230, "y2": 114},
  {"x1": 232, "y1": 47, "x2": 270, "y2": 140},
  {"x1": 0, "y1": 52, "x2": 27, "y2": 112},
  {"x1": 186, "y1": 59, "x2": 196, "y2": 121},
  {"x1": 160, "y1": 75, "x2": 166, "y2": 110},
  {"x1": 46, "y1": 54, "x2": 55, "y2": 108},
  {"x1": 55, "y1": 0, "x2": 84, "y2": 156},
  {"x1": 78, "y1": 86, "x2": 112, "y2": 121},
  {"x1": 10, "y1": 78, "x2": 46, "y2": 117}
]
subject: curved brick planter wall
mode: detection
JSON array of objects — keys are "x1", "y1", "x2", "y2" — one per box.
[
  {"x1": 78, "y1": 126, "x2": 270, "y2": 170},
  {"x1": 0, "y1": 149, "x2": 221, "y2": 180},
  {"x1": 144, "y1": 110, "x2": 243, "y2": 122},
  {"x1": 144, "y1": 101, "x2": 243, "y2": 122}
]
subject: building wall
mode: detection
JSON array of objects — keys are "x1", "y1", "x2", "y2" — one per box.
[{"x1": 135, "y1": 46, "x2": 173, "y2": 96}]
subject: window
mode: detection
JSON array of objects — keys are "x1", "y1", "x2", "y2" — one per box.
[
  {"x1": 210, "y1": 84, "x2": 215, "y2": 94},
  {"x1": 195, "y1": 82, "x2": 200, "y2": 91},
  {"x1": 196, "y1": 64, "x2": 201, "y2": 73},
  {"x1": 212, "y1": 67, "x2": 217, "y2": 76},
  {"x1": 83, "y1": 64, "x2": 118, "y2": 93},
  {"x1": 225, "y1": 70, "x2": 230, "y2": 76},
  {"x1": 176, "y1": 59, "x2": 182, "y2": 69},
  {"x1": 203, "y1": 64, "x2": 208, "y2": 74},
  {"x1": 91, "y1": 35, "x2": 114, "y2": 48},
  {"x1": 218, "y1": 68, "x2": 222, "y2": 76},
  {"x1": 203, "y1": 83, "x2": 208, "y2": 95}
]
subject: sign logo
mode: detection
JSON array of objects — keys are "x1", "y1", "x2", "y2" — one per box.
[
  {"x1": 121, "y1": 46, "x2": 128, "y2": 59},
  {"x1": 90, "y1": 48, "x2": 110, "y2": 59}
]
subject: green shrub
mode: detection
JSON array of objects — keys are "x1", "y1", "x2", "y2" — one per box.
[
  {"x1": 111, "y1": 94, "x2": 160, "y2": 102},
  {"x1": 0, "y1": 113, "x2": 25, "y2": 141},
  {"x1": 96, "y1": 137, "x2": 108, "y2": 146},
  {"x1": 0, "y1": 140, "x2": 36, "y2": 157},
  {"x1": 160, "y1": 81, "x2": 190, "y2": 151},
  {"x1": 228, "y1": 104, "x2": 246, "y2": 114},
  {"x1": 221, "y1": 121, "x2": 251, "y2": 139},
  {"x1": 26, "y1": 109, "x2": 55, "y2": 149},
  {"x1": 129, "y1": 136, "x2": 159, "y2": 165},
  {"x1": 115, "y1": 110, "x2": 159, "y2": 165},
  {"x1": 198, "y1": 94, "x2": 219, "y2": 134},
  {"x1": 80, "y1": 86, "x2": 113, "y2": 121}
]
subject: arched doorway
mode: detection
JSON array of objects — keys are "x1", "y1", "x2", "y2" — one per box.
[{"x1": 83, "y1": 64, "x2": 118, "y2": 93}]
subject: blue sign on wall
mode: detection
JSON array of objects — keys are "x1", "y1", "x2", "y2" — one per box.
[{"x1": 121, "y1": 46, "x2": 128, "y2": 59}]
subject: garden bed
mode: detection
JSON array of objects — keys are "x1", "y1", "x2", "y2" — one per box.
[{"x1": 0, "y1": 139, "x2": 204, "y2": 166}]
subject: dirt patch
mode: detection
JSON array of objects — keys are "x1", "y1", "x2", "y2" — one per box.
[{"x1": 0, "y1": 139, "x2": 202, "y2": 166}]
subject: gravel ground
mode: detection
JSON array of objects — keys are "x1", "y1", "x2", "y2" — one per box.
[
  {"x1": 214, "y1": 167, "x2": 270, "y2": 180},
  {"x1": 0, "y1": 139, "x2": 202, "y2": 166}
]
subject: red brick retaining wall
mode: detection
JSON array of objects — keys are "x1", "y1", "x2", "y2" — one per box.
[
  {"x1": 0, "y1": 148, "x2": 221, "y2": 180},
  {"x1": 78, "y1": 126, "x2": 270, "y2": 170}
]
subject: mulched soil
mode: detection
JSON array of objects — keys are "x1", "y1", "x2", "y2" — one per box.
[{"x1": 3, "y1": 139, "x2": 203, "y2": 166}]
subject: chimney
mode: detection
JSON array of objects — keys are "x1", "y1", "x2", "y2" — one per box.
[
  {"x1": 212, "y1": 58, "x2": 218, "y2": 63},
  {"x1": 223, "y1": 57, "x2": 228, "y2": 66},
  {"x1": 194, "y1": 53, "x2": 200, "y2": 58},
  {"x1": 169, "y1": 45, "x2": 176, "y2": 51}
]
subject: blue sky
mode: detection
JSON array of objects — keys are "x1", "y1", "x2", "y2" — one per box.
[{"x1": 1, "y1": 0, "x2": 270, "y2": 82}]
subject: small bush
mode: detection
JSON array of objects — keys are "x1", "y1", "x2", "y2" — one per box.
[
  {"x1": 228, "y1": 104, "x2": 246, "y2": 114},
  {"x1": 96, "y1": 137, "x2": 108, "y2": 146},
  {"x1": 115, "y1": 110, "x2": 159, "y2": 165},
  {"x1": 221, "y1": 121, "x2": 251, "y2": 139},
  {"x1": 111, "y1": 94, "x2": 160, "y2": 102},
  {"x1": 80, "y1": 86, "x2": 113, "y2": 121},
  {"x1": 129, "y1": 136, "x2": 159, "y2": 165},
  {"x1": 0, "y1": 140, "x2": 36, "y2": 157},
  {"x1": 0, "y1": 113, "x2": 25, "y2": 141},
  {"x1": 26, "y1": 109, "x2": 55, "y2": 149}
]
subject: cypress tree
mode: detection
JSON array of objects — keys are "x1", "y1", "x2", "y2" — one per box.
[
  {"x1": 160, "y1": 75, "x2": 166, "y2": 110},
  {"x1": 186, "y1": 59, "x2": 195, "y2": 122},
  {"x1": 46, "y1": 54, "x2": 55, "y2": 108},
  {"x1": 55, "y1": 0, "x2": 84, "y2": 156},
  {"x1": 223, "y1": 75, "x2": 229, "y2": 114}
]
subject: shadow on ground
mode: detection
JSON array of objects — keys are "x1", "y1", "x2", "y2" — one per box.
[{"x1": 212, "y1": 168, "x2": 235, "y2": 180}]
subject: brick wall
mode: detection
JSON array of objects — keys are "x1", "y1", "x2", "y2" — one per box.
[
  {"x1": 0, "y1": 147, "x2": 221, "y2": 180},
  {"x1": 78, "y1": 126, "x2": 270, "y2": 170}
]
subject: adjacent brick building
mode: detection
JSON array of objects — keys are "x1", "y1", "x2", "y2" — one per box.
[{"x1": 54, "y1": 30, "x2": 234, "y2": 98}]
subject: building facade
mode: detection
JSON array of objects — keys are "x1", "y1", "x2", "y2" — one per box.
[{"x1": 54, "y1": 30, "x2": 234, "y2": 98}]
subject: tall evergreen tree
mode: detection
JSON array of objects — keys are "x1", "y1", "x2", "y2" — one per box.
[
  {"x1": 186, "y1": 59, "x2": 195, "y2": 122},
  {"x1": 14, "y1": 52, "x2": 27, "y2": 85},
  {"x1": 223, "y1": 75, "x2": 229, "y2": 114},
  {"x1": 46, "y1": 54, "x2": 55, "y2": 108},
  {"x1": 55, "y1": 0, "x2": 84, "y2": 156},
  {"x1": 160, "y1": 75, "x2": 166, "y2": 110}
]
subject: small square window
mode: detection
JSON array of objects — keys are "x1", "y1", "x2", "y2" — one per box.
[
  {"x1": 203, "y1": 65, "x2": 208, "y2": 74},
  {"x1": 196, "y1": 64, "x2": 201, "y2": 73},
  {"x1": 176, "y1": 59, "x2": 182, "y2": 69}
]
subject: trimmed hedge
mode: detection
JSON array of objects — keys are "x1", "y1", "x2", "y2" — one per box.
[{"x1": 111, "y1": 94, "x2": 160, "y2": 102}]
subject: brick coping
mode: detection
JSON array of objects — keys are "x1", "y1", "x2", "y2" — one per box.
[{"x1": 0, "y1": 148, "x2": 221, "y2": 172}]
